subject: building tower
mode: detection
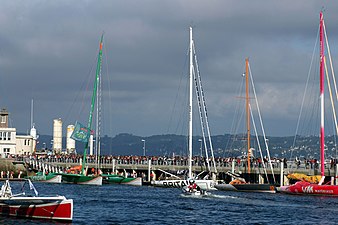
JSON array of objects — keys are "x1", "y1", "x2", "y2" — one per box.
[
  {"x1": 53, "y1": 118, "x2": 62, "y2": 154},
  {"x1": 0, "y1": 108, "x2": 9, "y2": 128},
  {"x1": 66, "y1": 124, "x2": 75, "y2": 154}
]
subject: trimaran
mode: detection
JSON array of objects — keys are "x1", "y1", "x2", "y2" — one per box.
[
  {"x1": 215, "y1": 58, "x2": 276, "y2": 193},
  {"x1": 61, "y1": 35, "x2": 141, "y2": 186},
  {"x1": 151, "y1": 27, "x2": 217, "y2": 191},
  {"x1": 61, "y1": 35, "x2": 104, "y2": 185},
  {"x1": 279, "y1": 11, "x2": 338, "y2": 196}
]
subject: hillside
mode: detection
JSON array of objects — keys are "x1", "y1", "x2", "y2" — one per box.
[{"x1": 36, "y1": 133, "x2": 337, "y2": 159}]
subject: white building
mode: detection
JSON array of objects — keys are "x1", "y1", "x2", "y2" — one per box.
[
  {"x1": 53, "y1": 118, "x2": 62, "y2": 154},
  {"x1": 0, "y1": 108, "x2": 35, "y2": 157},
  {"x1": 66, "y1": 124, "x2": 75, "y2": 154},
  {"x1": 16, "y1": 134, "x2": 35, "y2": 156}
]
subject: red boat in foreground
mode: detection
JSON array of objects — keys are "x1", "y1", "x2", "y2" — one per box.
[{"x1": 0, "y1": 179, "x2": 73, "y2": 221}]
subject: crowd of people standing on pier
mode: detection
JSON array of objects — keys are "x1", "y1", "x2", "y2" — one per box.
[{"x1": 14, "y1": 153, "x2": 338, "y2": 171}]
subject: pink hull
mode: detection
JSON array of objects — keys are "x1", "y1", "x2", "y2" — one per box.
[
  {"x1": 280, "y1": 181, "x2": 338, "y2": 196},
  {"x1": 0, "y1": 199, "x2": 73, "y2": 221}
]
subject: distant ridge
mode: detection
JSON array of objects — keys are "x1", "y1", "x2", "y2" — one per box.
[{"x1": 35, "y1": 133, "x2": 336, "y2": 159}]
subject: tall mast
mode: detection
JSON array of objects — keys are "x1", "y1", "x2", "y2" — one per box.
[
  {"x1": 319, "y1": 11, "x2": 325, "y2": 177},
  {"x1": 30, "y1": 99, "x2": 34, "y2": 128},
  {"x1": 188, "y1": 26, "x2": 193, "y2": 179},
  {"x1": 245, "y1": 58, "x2": 251, "y2": 174},
  {"x1": 82, "y1": 34, "x2": 104, "y2": 175}
]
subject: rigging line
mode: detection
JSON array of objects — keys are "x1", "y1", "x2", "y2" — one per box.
[
  {"x1": 192, "y1": 44, "x2": 213, "y2": 172},
  {"x1": 224, "y1": 75, "x2": 245, "y2": 155},
  {"x1": 194, "y1": 68, "x2": 211, "y2": 170},
  {"x1": 95, "y1": 37, "x2": 104, "y2": 169},
  {"x1": 249, "y1": 103, "x2": 269, "y2": 181},
  {"x1": 96, "y1": 58, "x2": 103, "y2": 170},
  {"x1": 300, "y1": 62, "x2": 320, "y2": 138},
  {"x1": 323, "y1": 20, "x2": 338, "y2": 160},
  {"x1": 63, "y1": 57, "x2": 96, "y2": 125},
  {"x1": 102, "y1": 34, "x2": 113, "y2": 154},
  {"x1": 167, "y1": 45, "x2": 189, "y2": 134},
  {"x1": 192, "y1": 42, "x2": 217, "y2": 173},
  {"x1": 82, "y1": 34, "x2": 104, "y2": 175},
  {"x1": 229, "y1": 93, "x2": 246, "y2": 156},
  {"x1": 291, "y1": 24, "x2": 320, "y2": 159},
  {"x1": 225, "y1": 60, "x2": 247, "y2": 157},
  {"x1": 323, "y1": 20, "x2": 338, "y2": 110},
  {"x1": 176, "y1": 68, "x2": 189, "y2": 135},
  {"x1": 191, "y1": 43, "x2": 208, "y2": 156},
  {"x1": 192, "y1": 65, "x2": 211, "y2": 171},
  {"x1": 324, "y1": 57, "x2": 338, "y2": 139},
  {"x1": 248, "y1": 62, "x2": 276, "y2": 183}
]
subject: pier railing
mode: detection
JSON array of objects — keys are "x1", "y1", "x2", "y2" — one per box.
[{"x1": 21, "y1": 155, "x2": 337, "y2": 177}]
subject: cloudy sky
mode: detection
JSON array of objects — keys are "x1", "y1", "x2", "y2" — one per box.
[{"x1": 0, "y1": 0, "x2": 338, "y2": 137}]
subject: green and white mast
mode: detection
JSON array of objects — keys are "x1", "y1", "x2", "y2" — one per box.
[{"x1": 81, "y1": 34, "x2": 104, "y2": 175}]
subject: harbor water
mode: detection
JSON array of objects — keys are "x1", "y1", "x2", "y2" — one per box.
[{"x1": 1, "y1": 182, "x2": 338, "y2": 224}]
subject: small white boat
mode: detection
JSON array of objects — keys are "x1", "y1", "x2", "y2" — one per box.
[
  {"x1": 0, "y1": 179, "x2": 73, "y2": 221},
  {"x1": 182, "y1": 183, "x2": 209, "y2": 196}
]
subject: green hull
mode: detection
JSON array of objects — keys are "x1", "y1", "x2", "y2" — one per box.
[
  {"x1": 102, "y1": 174, "x2": 141, "y2": 185},
  {"x1": 28, "y1": 172, "x2": 61, "y2": 183},
  {"x1": 62, "y1": 173, "x2": 102, "y2": 185}
]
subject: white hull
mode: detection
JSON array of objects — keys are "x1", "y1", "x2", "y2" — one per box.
[
  {"x1": 151, "y1": 179, "x2": 217, "y2": 191},
  {"x1": 42, "y1": 175, "x2": 62, "y2": 183},
  {"x1": 122, "y1": 177, "x2": 142, "y2": 186},
  {"x1": 83, "y1": 176, "x2": 103, "y2": 185}
]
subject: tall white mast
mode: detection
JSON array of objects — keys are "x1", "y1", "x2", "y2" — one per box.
[
  {"x1": 30, "y1": 99, "x2": 34, "y2": 128},
  {"x1": 188, "y1": 27, "x2": 193, "y2": 179}
]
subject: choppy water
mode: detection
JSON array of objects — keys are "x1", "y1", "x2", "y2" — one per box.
[{"x1": 1, "y1": 182, "x2": 338, "y2": 224}]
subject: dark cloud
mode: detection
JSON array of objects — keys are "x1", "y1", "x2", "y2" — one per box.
[{"x1": 0, "y1": 0, "x2": 337, "y2": 137}]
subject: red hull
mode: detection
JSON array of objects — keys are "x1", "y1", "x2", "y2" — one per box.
[
  {"x1": 0, "y1": 198, "x2": 73, "y2": 221},
  {"x1": 280, "y1": 181, "x2": 338, "y2": 196}
]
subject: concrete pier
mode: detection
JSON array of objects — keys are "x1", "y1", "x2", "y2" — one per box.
[{"x1": 21, "y1": 156, "x2": 338, "y2": 184}]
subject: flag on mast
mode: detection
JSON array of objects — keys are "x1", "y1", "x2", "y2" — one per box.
[{"x1": 71, "y1": 121, "x2": 91, "y2": 142}]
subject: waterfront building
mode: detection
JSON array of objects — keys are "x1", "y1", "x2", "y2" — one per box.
[
  {"x1": 53, "y1": 118, "x2": 62, "y2": 154},
  {"x1": 66, "y1": 124, "x2": 75, "y2": 154},
  {"x1": 0, "y1": 108, "x2": 35, "y2": 157}
]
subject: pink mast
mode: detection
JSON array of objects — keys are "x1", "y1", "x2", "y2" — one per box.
[{"x1": 319, "y1": 11, "x2": 325, "y2": 177}]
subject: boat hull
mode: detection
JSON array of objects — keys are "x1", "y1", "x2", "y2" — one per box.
[
  {"x1": 102, "y1": 175, "x2": 142, "y2": 186},
  {"x1": 0, "y1": 196, "x2": 73, "y2": 221},
  {"x1": 182, "y1": 190, "x2": 209, "y2": 197},
  {"x1": 215, "y1": 183, "x2": 276, "y2": 193},
  {"x1": 214, "y1": 183, "x2": 237, "y2": 191},
  {"x1": 279, "y1": 181, "x2": 338, "y2": 196},
  {"x1": 233, "y1": 184, "x2": 276, "y2": 193},
  {"x1": 151, "y1": 179, "x2": 217, "y2": 191},
  {"x1": 61, "y1": 174, "x2": 102, "y2": 185},
  {"x1": 28, "y1": 174, "x2": 62, "y2": 183}
]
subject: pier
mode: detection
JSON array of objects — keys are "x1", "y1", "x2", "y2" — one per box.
[{"x1": 12, "y1": 155, "x2": 338, "y2": 184}]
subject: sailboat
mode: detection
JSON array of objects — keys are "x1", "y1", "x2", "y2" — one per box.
[
  {"x1": 215, "y1": 58, "x2": 276, "y2": 193},
  {"x1": 61, "y1": 35, "x2": 104, "y2": 185},
  {"x1": 151, "y1": 27, "x2": 217, "y2": 191},
  {"x1": 279, "y1": 11, "x2": 338, "y2": 196},
  {"x1": 26, "y1": 100, "x2": 62, "y2": 183},
  {"x1": 0, "y1": 179, "x2": 73, "y2": 221}
]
